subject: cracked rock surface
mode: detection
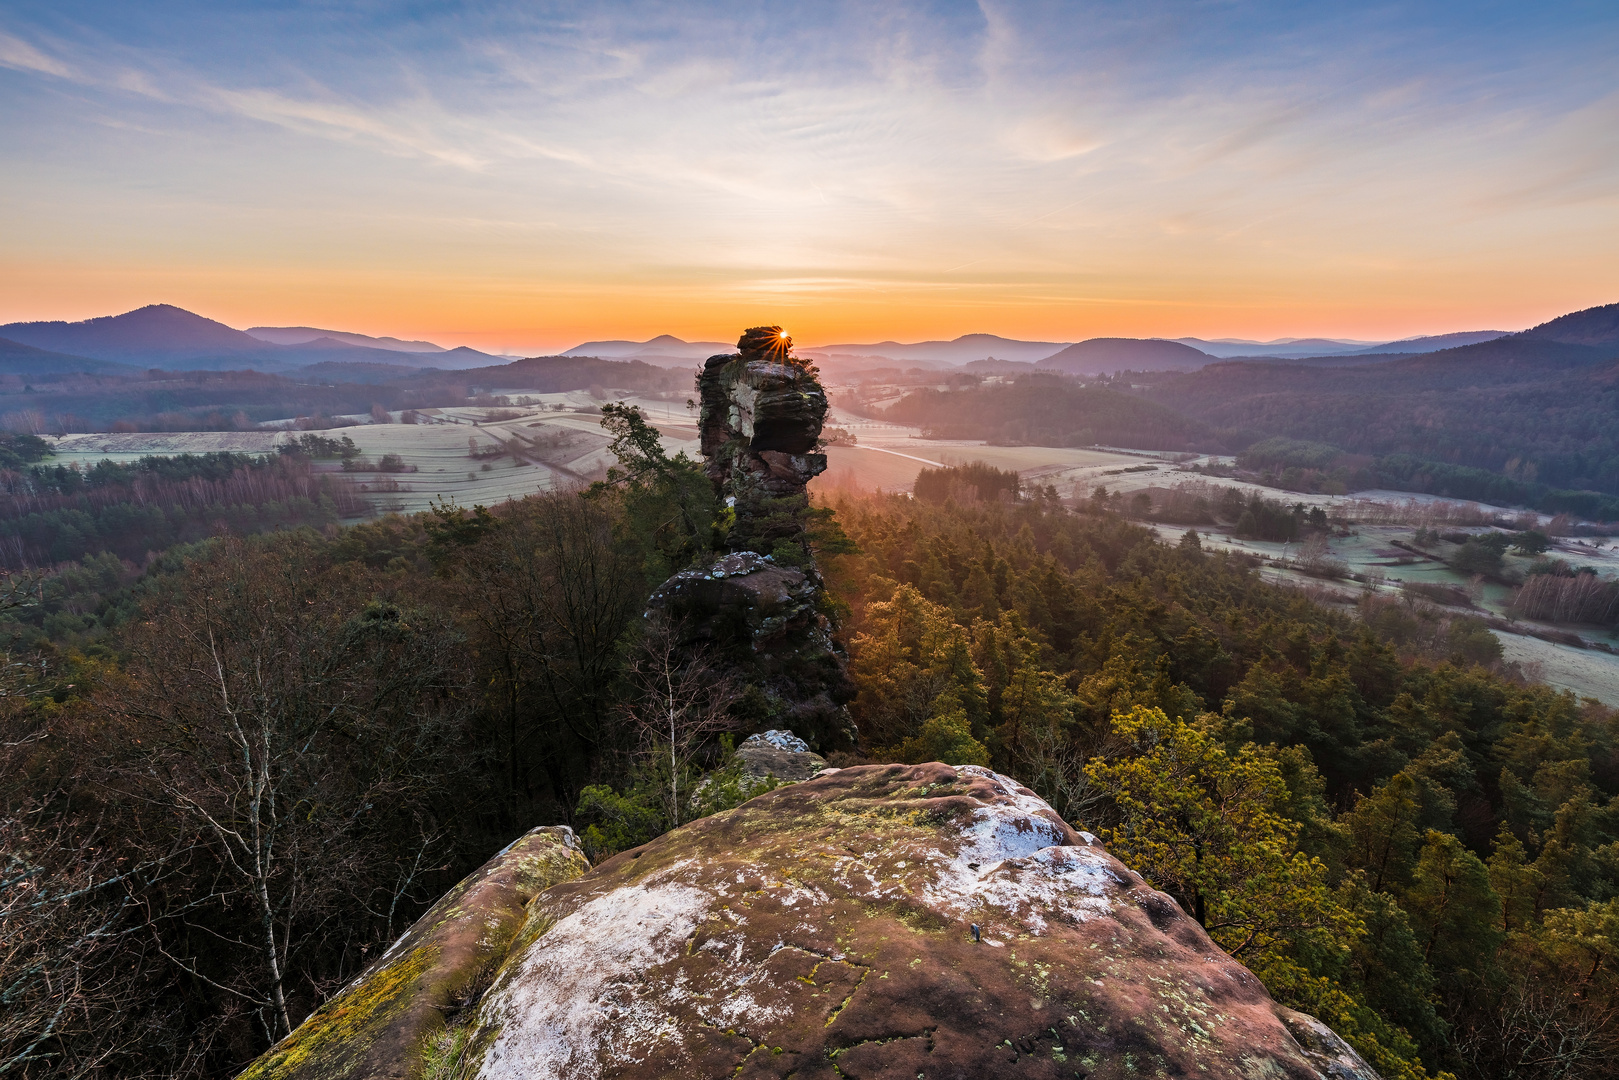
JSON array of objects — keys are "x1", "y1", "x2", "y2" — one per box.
[{"x1": 453, "y1": 764, "x2": 1379, "y2": 1080}]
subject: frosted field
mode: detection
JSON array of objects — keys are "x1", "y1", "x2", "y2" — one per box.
[
  {"x1": 42, "y1": 400, "x2": 1619, "y2": 704},
  {"x1": 43, "y1": 392, "x2": 702, "y2": 516}
]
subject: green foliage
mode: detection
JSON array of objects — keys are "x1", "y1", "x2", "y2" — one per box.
[
  {"x1": 0, "y1": 432, "x2": 52, "y2": 471},
  {"x1": 888, "y1": 689, "x2": 991, "y2": 766},
  {"x1": 423, "y1": 498, "x2": 497, "y2": 568},
  {"x1": 1087, "y1": 706, "x2": 1358, "y2": 964},
  {"x1": 591, "y1": 402, "x2": 720, "y2": 578},
  {"x1": 1511, "y1": 529, "x2": 1550, "y2": 555},
  {"x1": 279, "y1": 432, "x2": 360, "y2": 460},
  {"x1": 576, "y1": 779, "x2": 667, "y2": 862},
  {"x1": 913, "y1": 461, "x2": 1020, "y2": 505},
  {"x1": 1447, "y1": 538, "x2": 1503, "y2": 577},
  {"x1": 833, "y1": 490, "x2": 1619, "y2": 1078},
  {"x1": 1238, "y1": 436, "x2": 1345, "y2": 472}
]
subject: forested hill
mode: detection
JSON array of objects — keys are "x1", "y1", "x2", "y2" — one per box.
[
  {"x1": 882, "y1": 376, "x2": 1221, "y2": 451},
  {"x1": 1134, "y1": 329, "x2": 1619, "y2": 495}
]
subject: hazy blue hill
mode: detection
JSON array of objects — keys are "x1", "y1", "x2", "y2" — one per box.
[
  {"x1": 1176, "y1": 336, "x2": 1371, "y2": 359},
  {"x1": 1521, "y1": 300, "x2": 1619, "y2": 345},
  {"x1": 0, "y1": 304, "x2": 273, "y2": 366},
  {"x1": 0, "y1": 306, "x2": 516, "y2": 374},
  {"x1": 1134, "y1": 321, "x2": 1619, "y2": 494},
  {"x1": 803, "y1": 333, "x2": 1068, "y2": 365},
  {"x1": 1036, "y1": 337, "x2": 1211, "y2": 374},
  {"x1": 246, "y1": 325, "x2": 448, "y2": 352},
  {"x1": 0, "y1": 337, "x2": 134, "y2": 376},
  {"x1": 1343, "y1": 329, "x2": 1509, "y2": 355},
  {"x1": 563, "y1": 334, "x2": 731, "y2": 360}
]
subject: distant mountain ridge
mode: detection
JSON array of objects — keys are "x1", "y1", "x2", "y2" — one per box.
[
  {"x1": 1, "y1": 304, "x2": 269, "y2": 364},
  {"x1": 246, "y1": 326, "x2": 449, "y2": 353},
  {"x1": 0, "y1": 305, "x2": 507, "y2": 372},
  {"x1": 1521, "y1": 301, "x2": 1619, "y2": 346},
  {"x1": 800, "y1": 333, "x2": 1068, "y2": 365},
  {"x1": 1038, "y1": 337, "x2": 1210, "y2": 374},
  {"x1": 0, "y1": 337, "x2": 134, "y2": 377},
  {"x1": 563, "y1": 335, "x2": 732, "y2": 366}
]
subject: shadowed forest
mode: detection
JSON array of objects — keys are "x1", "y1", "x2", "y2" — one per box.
[{"x1": 4, "y1": 439, "x2": 1618, "y2": 1079}]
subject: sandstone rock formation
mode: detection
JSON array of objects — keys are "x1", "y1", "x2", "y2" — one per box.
[
  {"x1": 250, "y1": 764, "x2": 1376, "y2": 1080},
  {"x1": 238, "y1": 827, "x2": 588, "y2": 1080},
  {"x1": 644, "y1": 327, "x2": 854, "y2": 750},
  {"x1": 697, "y1": 326, "x2": 829, "y2": 547},
  {"x1": 645, "y1": 550, "x2": 853, "y2": 748}
]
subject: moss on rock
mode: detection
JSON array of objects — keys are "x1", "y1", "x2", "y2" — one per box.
[{"x1": 237, "y1": 826, "x2": 588, "y2": 1080}]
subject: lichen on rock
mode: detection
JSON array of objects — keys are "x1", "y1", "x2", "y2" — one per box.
[
  {"x1": 237, "y1": 826, "x2": 589, "y2": 1080},
  {"x1": 445, "y1": 764, "x2": 1380, "y2": 1080}
]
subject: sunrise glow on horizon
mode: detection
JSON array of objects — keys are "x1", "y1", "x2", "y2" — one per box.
[{"x1": 3, "y1": 1, "x2": 1618, "y2": 353}]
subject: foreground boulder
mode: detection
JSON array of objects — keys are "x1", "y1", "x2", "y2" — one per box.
[
  {"x1": 734, "y1": 728, "x2": 828, "y2": 785},
  {"x1": 434, "y1": 764, "x2": 1377, "y2": 1080},
  {"x1": 238, "y1": 827, "x2": 588, "y2": 1080}
]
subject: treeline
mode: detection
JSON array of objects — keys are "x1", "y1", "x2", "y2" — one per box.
[
  {"x1": 1140, "y1": 335, "x2": 1619, "y2": 496},
  {"x1": 825, "y1": 485, "x2": 1619, "y2": 1080},
  {"x1": 0, "y1": 355, "x2": 686, "y2": 433},
  {"x1": 0, "y1": 454, "x2": 367, "y2": 566},
  {"x1": 1511, "y1": 567, "x2": 1619, "y2": 626},
  {"x1": 1375, "y1": 455, "x2": 1619, "y2": 520},
  {"x1": 1227, "y1": 438, "x2": 1619, "y2": 520},
  {"x1": 881, "y1": 375, "x2": 1221, "y2": 451}
]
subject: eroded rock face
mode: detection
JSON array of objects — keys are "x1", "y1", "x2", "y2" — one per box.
[
  {"x1": 647, "y1": 330, "x2": 856, "y2": 750},
  {"x1": 445, "y1": 765, "x2": 1379, "y2": 1080},
  {"x1": 645, "y1": 550, "x2": 855, "y2": 749},
  {"x1": 699, "y1": 326, "x2": 829, "y2": 531},
  {"x1": 239, "y1": 827, "x2": 588, "y2": 1080}
]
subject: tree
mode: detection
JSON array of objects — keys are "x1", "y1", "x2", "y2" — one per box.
[
  {"x1": 107, "y1": 537, "x2": 474, "y2": 1046},
  {"x1": 1405, "y1": 830, "x2": 1501, "y2": 976},
  {"x1": 592, "y1": 402, "x2": 718, "y2": 577},
  {"x1": 1085, "y1": 706, "x2": 1360, "y2": 963},
  {"x1": 615, "y1": 621, "x2": 740, "y2": 829},
  {"x1": 435, "y1": 493, "x2": 643, "y2": 811},
  {"x1": 889, "y1": 689, "x2": 990, "y2": 767},
  {"x1": 848, "y1": 584, "x2": 987, "y2": 750}
]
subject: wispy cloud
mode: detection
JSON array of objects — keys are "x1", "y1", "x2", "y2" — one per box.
[
  {"x1": 0, "y1": 30, "x2": 73, "y2": 78},
  {"x1": 1, "y1": 2, "x2": 1617, "y2": 341}
]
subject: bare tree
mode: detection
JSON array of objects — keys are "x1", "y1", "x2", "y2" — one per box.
[
  {"x1": 106, "y1": 536, "x2": 474, "y2": 1046},
  {"x1": 437, "y1": 492, "x2": 642, "y2": 809},
  {"x1": 618, "y1": 621, "x2": 740, "y2": 827},
  {"x1": 0, "y1": 806, "x2": 189, "y2": 1080},
  {"x1": 1454, "y1": 976, "x2": 1619, "y2": 1080}
]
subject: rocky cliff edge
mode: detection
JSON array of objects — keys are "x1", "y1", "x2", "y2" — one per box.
[{"x1": 243, "y1": 764, "x2": 1378, "y2": 1080}]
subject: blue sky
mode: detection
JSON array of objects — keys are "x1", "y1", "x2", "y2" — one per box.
[{"x1": 2, "y1": 1, "x2": 1616, "y2": 349}]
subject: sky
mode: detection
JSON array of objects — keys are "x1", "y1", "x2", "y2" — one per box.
[{"x1": 1, "y1": 1, "x2": 1617, "y2": 354}]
